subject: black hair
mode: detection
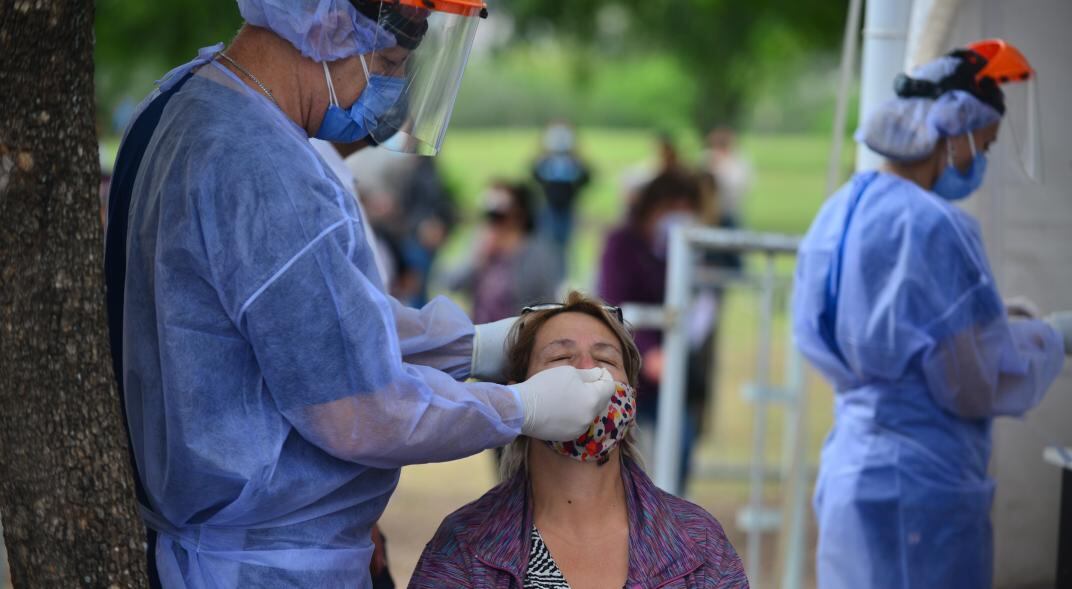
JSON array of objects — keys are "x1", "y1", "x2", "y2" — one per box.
[
  {"x1": 893, "y1": 48, "x2": 1006, "y2": 114},
  {"x1": 350, "y1": 1, "x2": 429, "y2": 50}
]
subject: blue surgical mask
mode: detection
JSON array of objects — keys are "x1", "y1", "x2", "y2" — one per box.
[
  {"x1": 314, "y1": 55, "x2": 406, "y2": 143},
  {"x1": 932, "y1": 133, "x2": 987, "y2": 201}
]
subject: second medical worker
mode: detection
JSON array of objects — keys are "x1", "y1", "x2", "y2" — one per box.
[{"x1": 793, "y1": 40, "x2": 1072, "y2": 589}]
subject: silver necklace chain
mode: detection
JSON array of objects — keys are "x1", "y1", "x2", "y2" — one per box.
[{"x1": 217, "y1": 51, "x2": 278, "y2": 106}]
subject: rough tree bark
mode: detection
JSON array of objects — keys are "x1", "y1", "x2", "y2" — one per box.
[{"x1": 0, "y1": 1, "x2": 148, "y2": 586}]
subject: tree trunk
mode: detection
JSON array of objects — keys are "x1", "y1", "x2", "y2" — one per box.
[{"x1": 0, "y1": 1, "x2": 148, "y2": 586}]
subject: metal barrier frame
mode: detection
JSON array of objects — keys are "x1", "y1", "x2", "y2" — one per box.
[{"x1": 623, "y1": 225, "x2": 809, "y2": 589}]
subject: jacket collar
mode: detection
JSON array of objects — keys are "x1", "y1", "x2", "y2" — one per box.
[
  {"x1": 471, "y1": 457, "x2": 705, "y2": 587},
  {"x1": 470, "y1": 467, "x2": 531, "y2": 582},
  {"x1": 621, "y1": 459, "x2": 705, "y2": 586}
]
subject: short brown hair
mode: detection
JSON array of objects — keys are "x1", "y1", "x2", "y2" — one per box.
[{"x1": 499, "y1": 291, "x2": 644, "y2": 480}]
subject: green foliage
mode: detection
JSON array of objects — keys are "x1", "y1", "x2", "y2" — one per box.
[
  {"x1": 92, "y1": 1, "x2": 851, "y2": 134},
  {"x1": 502, "y1": 0, "x2": 850, "y2": 126},
  {"x1": 451, "y1": 45, "x2": 698, "y2": 130},
  {"x1": 745, "y1": 52, "x2": 860, "y2": 134},
  {"x1": 95, "y1": 0, "x2": 242, "y2": 123}
]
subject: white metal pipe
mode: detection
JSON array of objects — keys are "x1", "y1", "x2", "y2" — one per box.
[
  {"x1": 644, "y1": 225, "x2": 813, "y2": 586},
  {"x1": 827, "y1": 0, "x2": 864, "y2": 195},
  {"x1": 620, "y1": 303, "x2": 669, "y2": 331},
  {"x1": 856, "y1": 0, "x2": 914, "y2": 171},
  {"x1": 905, "y1": 0, "x2": 961, "y2": 69},
  {"x1": 682, "y1": 226, "x2": 800, "y2": 254},
  {"x1": 745, "y1": 253, "x2": 778, "y2": 585},
  {"x1": 652, "y1": 224, "x2": 693, "y2": 494},
  {"x1": 779, "y1": 293, "x2": 809, "y2": 589},
  {"x1": 653, "y1": 226, "x2": 798, "y2": 493}
]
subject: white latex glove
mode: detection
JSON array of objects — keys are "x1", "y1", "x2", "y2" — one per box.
[
  {"x1": 471, "y1": 316, "x2": 517, "y2": 383},
  {"x1": 512, "y1": 366, "x2": 616, "y2": 441},
  {"x1": 1044, "y1": 311, "x2": 1072, "y2": 356},
  {"x1": 1006, "y1": 296, "x2": 1041, "y2": 320}
]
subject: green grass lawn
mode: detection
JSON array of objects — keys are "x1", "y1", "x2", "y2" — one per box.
[{"x1": 437, "y1": 127, "x2": 852, "y2": 233}]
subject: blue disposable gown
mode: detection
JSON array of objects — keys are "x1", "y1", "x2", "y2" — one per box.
[
  {"x1": 111, "y1": 47, "x2": 523, "y2": 588},
  {"x1": 792, "y1": 171, "x2": 1065, "y2": 589}
]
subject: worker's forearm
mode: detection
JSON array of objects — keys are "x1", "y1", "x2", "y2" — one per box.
[{"x1": 285, "y1": 364, "x2": 522, "y2": 468}]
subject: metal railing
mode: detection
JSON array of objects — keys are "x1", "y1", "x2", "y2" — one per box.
[{"x1": 621, "y1": 225, "x2": 812, "y2": 589}]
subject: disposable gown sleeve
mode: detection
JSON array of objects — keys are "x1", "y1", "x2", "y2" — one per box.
[
  {"x1": 923, "y1": 314, "x2": 1064, "y2": 418},
  {"x1": 390, "y1": 294, "x2": 475, "y2": 380},
  {"x1": 915, "y1": 216, "x2": 1065, "y2": 418},
  {"x1": 240, "y1": 226, "x2": 522, "y2": 469},
  {"x1": 839, "y1": 203, "x2": 1065, "y2": 418}
]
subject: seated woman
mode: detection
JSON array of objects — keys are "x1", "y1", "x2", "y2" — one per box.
[{"x1": 410, "y1": 292, "x2": 748, "y2": 588}]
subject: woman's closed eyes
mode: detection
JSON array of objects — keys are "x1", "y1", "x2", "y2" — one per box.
[{"x1": 541, "y1": 340, "x2": 623, "y2": 369}]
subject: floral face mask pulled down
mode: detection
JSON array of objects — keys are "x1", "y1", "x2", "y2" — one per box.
[{"x1": 545, "y1": 383, "x2": 637, "y2": 465}]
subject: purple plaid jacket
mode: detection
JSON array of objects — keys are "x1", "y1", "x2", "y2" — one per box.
[{"x1": 409, "y1": 458, "x2": 748, "y2": 588}]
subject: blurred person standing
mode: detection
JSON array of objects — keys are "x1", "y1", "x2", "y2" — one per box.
[
  {"x1": 446, "y1": 181, "x2": 561, "y2": 324},
  {"x1": 532, "y1": 120, "x2": 590, "y2": 277},
  {"x1": 703, "y1": 126, "x2": 752, "y2": 230},
  {"x1": 344, "y1": 149, "x2": 454, "y2": 307},
  {"x1": 397, "y1": 156, "x2": 456, "y2": 307},
  {"x1": 620, "y1": 131, "x2": 687, "y2": 208},
  {"x1": 598, "y1": 171, "x2": 704, "y2": 491},
  {"x1": 309, "y1": 139, "x2": 394, "y2": 288},
  {"x1": 340, "y1": 159, "x2": 422, "y2": 302},
  {"x1": 656, "y1": 131, "x2": 685, "y2": 174}
]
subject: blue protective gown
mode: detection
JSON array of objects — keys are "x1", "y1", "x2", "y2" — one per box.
[
  {"x1": 110, "y1": 47, "x2": 523, "y2": 588},
  {"x1": 793, "y1": 171, "x2": 1065, "y2": 589}
]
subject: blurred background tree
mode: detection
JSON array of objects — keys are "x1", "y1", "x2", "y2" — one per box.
[
  {"x1": 94, "y1": 0, "x2": 851, "y2": 134},
  {"x1": 502, "y1": 0, "x2": 849, "y2": 128},
  {"x1": 94, "y1": 0, "x2": 242, "y2": 134}
]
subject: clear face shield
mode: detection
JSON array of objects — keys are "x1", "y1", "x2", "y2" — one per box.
[
  {"x1": 996, "y1": 75, "x2": 1041, "y2": 182},
  {"x1": 969, "y1": 39, "x2": 1042, "y2": 183},
  {"x1": 359, "y1": 0, "x2": 487, "y2": 156}
]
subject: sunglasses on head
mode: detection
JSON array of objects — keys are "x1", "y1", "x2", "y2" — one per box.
[{"x1": 520, "y1": 303, "x2": 625, "y2": 324}]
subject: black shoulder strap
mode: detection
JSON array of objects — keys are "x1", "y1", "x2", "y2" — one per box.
[{"x1": 103, "y1": 69, "x2": 195, "y2": 588}]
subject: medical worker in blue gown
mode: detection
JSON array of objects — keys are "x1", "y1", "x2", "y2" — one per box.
[
  {"x1": 103, "y1": 2, "x2": 619, "y2": 587},
  {"x1": 792, "y1": 41, "x2": 1072, "y2": 589}
]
